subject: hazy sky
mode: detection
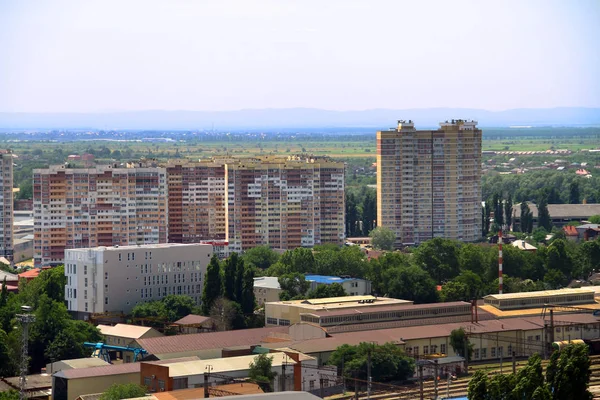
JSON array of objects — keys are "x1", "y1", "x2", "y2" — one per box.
[{"x1": 1, "y1": 0, "x2": 599, "y2": 112}]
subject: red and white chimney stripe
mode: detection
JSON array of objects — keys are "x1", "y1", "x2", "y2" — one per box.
[{"x1": 498, "y1": 229, "x2": 503, "y2": 294}]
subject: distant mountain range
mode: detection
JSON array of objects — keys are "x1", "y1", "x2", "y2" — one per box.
[{"x1": 0, "y1": 107, "x2": 599, "y2": 130}]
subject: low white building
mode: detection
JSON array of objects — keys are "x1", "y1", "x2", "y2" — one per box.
[
  {"x1": 305, "y1": 275, "x2": 371, "y2": 296},
  {"x1": 64, "y1": 243, "x2": 213, "y2": 318},
  {"x1": 254, "y1": 276, "x2": 283, "y2": 306}
]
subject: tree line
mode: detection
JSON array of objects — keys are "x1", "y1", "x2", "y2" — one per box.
[{"x1": 242, "y1": 234, "x2": 600, "y2": 305}]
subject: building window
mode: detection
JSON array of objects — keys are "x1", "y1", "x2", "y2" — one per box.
[
  {"x1": 279, "y1": 319, "x2": 291, "y2": 326},
  {"x1": 84, "y1": 278, "x2": 88, "y2": 287},
  {"x1": 119, "y1": 254, "x2": 122, "y2": 261},
  {"x1": 440, "y1": 344, "x2": 446, "y2": 355},
  {"x1": 144, "y1": 377, "x2": 151, "y2": 387},
  {"x1": 105, "y1": 297, "x2": 109, "y2": 305},
  {"x1": 474, "y1": 348, "x2": 480, "y2": 359},
  {"x1": 491, "y1": 347, "x2": 496, "y2": 358},
  {"x1": 481, "y1": 348, "x2": 487, "y2": 359},
  {"x1": 105, "y1": 272, "x2": 109, "y2": 280},
  {"x1": 84, "y1": 265, "x2": 87, "y2": 275},
  {"x1": 267, "y1": 317, "x2": 278, "y2": 325},
  {"x1": 158, "y1": 380, "x2": 165, "y2": 391},
  {"x1": 423, "y1": 346, "x2": 429, "y2": 355}
]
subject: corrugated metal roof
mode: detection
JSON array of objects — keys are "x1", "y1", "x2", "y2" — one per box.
[
  {"x1": 484, "y1": 288, "x2": 594, "y2": 301},
  {"x1": 303, "y1": 295, "x2": 376, "y2": 305},
  {"x1": 511, "y1": 240, "x2": 537, "y2": 251},
  {"x1": 168, "y1": 352, "x2": 298, "y2": 377},
  {"x1": 137, "y1": 326, "x2": 289, "y2": 356},
  {"x1": 55, "y1": 357, "x2": 197, "y2": 379},
  {"x1": 253, "y1": 276, "x2": 281, "y2": 290},
  {"x1": 61, "y1": 358, "x2": 110, "y2": 369}
]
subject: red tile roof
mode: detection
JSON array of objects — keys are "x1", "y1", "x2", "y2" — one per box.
[
  {"x1": 19, "y1": 269, "x2": 42, "y2": 279},
  {"x1": 137, "y1": 326, "x2": 289, "y2": 356},
  {"x1": 563, "y1": 225, "x2": 579, "y2": 236}
]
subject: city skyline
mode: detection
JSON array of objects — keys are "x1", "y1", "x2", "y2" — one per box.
[{"x1": 1, "y1": 0, "x2": 599, "y2": 113}]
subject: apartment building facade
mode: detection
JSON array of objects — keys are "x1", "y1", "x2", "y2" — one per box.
[
  {"x1": 377, "y1": 120, "x2": 482, "y2": 246},
  {"x1": 0, "y1": 150, "x2": 13, "y2": 261},
  {"x1": 165, "y1": 161, "x2": 227, "y2": 245},
  {"x1": 64, "y1": 243, "x2": 212, "y2": 317},
  {"x1": 33, "y1": 164, "x2": 168, "y2": 266},
  {"x1": 224, "y1": 156, "x2": 345, "y2": 253}
]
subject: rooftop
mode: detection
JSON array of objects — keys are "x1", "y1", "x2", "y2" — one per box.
[
  {"x1": 253, "y1": 276, "x2": 281, "y2": 290},
  {"x1": 0, "y1": 269, "x2": 19, "y2": 282},
  {"x1": 173, "y1": 314, "x2": 212, "y2": 326},
  {"x1": 484, "y1": 288, "x2": 595, "y2": 301},
  {"x1": 511, "y1": 240, "x2": 537, "y2": 251},
  {"x1": 301, "y1": 301, "x2": 471, "y2": 318},
  {"x1": 166, "y1": 352, "x2": 300, "y2": 378},
  {"x1": 305, "y1": 275, "x2": 366, "y2": 284},
  {"x1": 137, "y1": 326, "x2": 289, "y2": 357},
  {"x1": 54, "y1": 357, "x2": 198, "y2": 379},
  {"x1": 98, "y1": 323, "x2": 160, "y2": 339},
  {"x1": 50, "y1": 357, "x2": 110, "y2": 370},
  {"x1": 513, "y1": 203, "x2": 600, "y2": 219},
  {"x1": 66, "y1": 243, "x2": 212, "y2": 252},
  {"x1": 266, "y1": 295, "x2": 411, "y2": 311}
]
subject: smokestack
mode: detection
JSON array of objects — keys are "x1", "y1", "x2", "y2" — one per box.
[{"x1": 499, "y1": 229, "x2": 503, "y2": 294}]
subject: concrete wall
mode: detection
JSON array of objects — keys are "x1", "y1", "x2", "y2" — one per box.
[
  {"x1": 255, "y1": 286, "x2": 282, "y2": 306},
  {"x1": 65, "y1": 372, "x2": 139, "y2": 400}
]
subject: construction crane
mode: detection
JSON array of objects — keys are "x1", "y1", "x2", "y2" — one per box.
[
  {"x1": 83, "y1": 342, "x2": 148, "y2": 363},
  {"x1": 16, "y1": 305, "x2": 35, "y2": 400}
]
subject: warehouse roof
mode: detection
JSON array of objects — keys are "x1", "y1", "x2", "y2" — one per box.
[
  {"x1": 305, "y1": 275, "x2": 365, "y2": 284},
  {"x1": 137, "y1": 326, "x2": 289, "y2": 356},
  {"x1": 484, "y1": 288, "x2": 594, "y2": 301},
  {"x1": 302, "y1": 301, "x2": 470, "y2": 318},
  {"x1": 513, "y1": 203, "x2": 600, "y2": 219}
]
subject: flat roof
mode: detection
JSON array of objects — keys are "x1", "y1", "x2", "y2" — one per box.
[
  {"x1": 98, "y1": 324, "x2": 159, "y2": 340},
  {"x1": 54, "y1": 357, "x2": 197, "y2": 379},
  {"x1": 305, "y1": 275, "x2": 364, "y2": 284},
  {"x1": 479, "y1": 302, "x2": 600, "y2": 318},
  {"x1": 56, "y1": 358, "x2": 110, "y2": 369},
  {"x1": 302, "y1": 301, "x2": 471, "y2": 318},
  {"x1": 167, "y1": 352, "x2": 299, "y2": 378},
  {"x1": 253, "y1": 276, "x2": 281, "y2": 290},
  {"x1": 513, "y1": 203, "x2": 600, "y2": 219},
  {"x1": 66, "y1": 243, "x2": 212, "y2": 252},
  {"x1": 484, "y1": 288, "x2": 595, "y2": 301},
  {"x1": 267, "y1": 296, "x2": 411, "y2": 311}
]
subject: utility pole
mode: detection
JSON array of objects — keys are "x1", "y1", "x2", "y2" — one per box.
[
  {"x1": 418, "y1": 364, "x2": 424, "y2": 400},
  {"x1": 512, "y1": 351, "x2": 516, "y2": 374},
  {"x1": 281, "y1": 356, "x2": 287, "y2": 392},
  {"x1": 342, "y1": 355, "x2": 346, "y2": 395},
  {"x1": 16, "y1": 305, "x2": 35, "y2": 400},
  {"x1": 463, "y1": 335, "x2": 469, "y2": 372},
  {"x1": 433, "y1": 360, "x2": 439, "y2": 400},
  {"x1": 367, "y1": 347, "x2": 372, "y2": 400}
]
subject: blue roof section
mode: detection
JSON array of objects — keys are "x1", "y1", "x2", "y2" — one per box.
[{"x1": 305, "y1": 275, "x2": 354, "y2": 284}]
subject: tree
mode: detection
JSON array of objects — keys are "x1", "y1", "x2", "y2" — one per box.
[
  {"x1": 458, "y1": 244, "x2": 488, "y2": 277},
  {"x1": 414, "y1": 238, "x2": 461, "y2": 283},
  {"x1": 484, "y1": 200, "x2": 492, "y2": 235},
  {"x1": 329, "y1": 342, "x2": 414, "y2": 382},
  {"x1": 570, "y1": 180, "x2": 581, "y2": 204},
  {"x1": 369, "y1": 226, "x2": 396, "y2": 251},
  {"x1": 242, "y1": 246, "x2": 280, "y2": 270},
  {"x1": 440, "y1": 281, "x2": 469, "y2": 302},
  {"x1": 520, "y1": 202, "x2": 533, "y2": 233},
  {"x1": 0, "y1": 277, "x2": 8, "y2": 308},
  {"x1": 240, "y1": 266, "x2": 256, "y2": 314},
  {"x1": 493, "y1": 193, "x2": 503, "y2": 227},
  {"x1": 162, "y1": 295, "x2": 197, "y2": 322},
  {"x1": 306, "y1": 283, "x2": 347, "y2": 299},
  {"x1": 449, "y1": 328, "x2": 472, "y2": 360},
  {"x1": 280, "y1": 248, "x2": 315, "y2": 274},
  {"x1": 546, "y1": 343, "x2": 592, "y2": 400},
  {"x1": 467, "y1": 371, "x2": 488, "y2": 400},
  {"x1": 537, "y1": 195, "x2": 552, "y2": 231},
  {"x1": 209, "y1": 297, "x2": 244, "y2": 331},
  {"x1": 346, "y1": 192, "x2": 360, "y2": 236},
  {"x1": 0, "y1": 391, "x2": 19, "y2": 400},
  {"x1": 278, "y1": 273, "x2": 310, "y2": 300},
  {"x1": 487, "y1": 373, "x2": 515, "y2": 400},
  {"x1": 100, "y1": 383, "x2": 147, "y2": 400},
  {"x1": 512, "y1": 354, "x2": 544, "y2": 400},
  {"x1": 248, "y1": 354, "x2": 277, "y2": 392},
  {"x1": 0, "y1": 328, "x2": 16, "y2": 377},
  {"x1": 223, "y1": 252, "x2": 239, "y2": 301},
  {"x1": 383, "y1": 265, "x2": 438, "y2": 303},
  {"x1": 504, "y1": 196, "x2": 513, "y2": 230},
  {"x1": 202, "y1": 255, "x2": 222, "y2": 315},
  {"x1": 361, "y1": 189, "x2": 377, "y2": 236},
  {"x1": 589, "y1": 215, "x2": 600, "y2": 224}
]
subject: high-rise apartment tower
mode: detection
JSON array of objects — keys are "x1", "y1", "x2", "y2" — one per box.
[
  {"x1": 376, "y1": 120, "x2": 482, "y2": 246},
  {"x1": 33, "y1": 163, "x2": 168, "y2": 266},
  {"x1": 0, "y1": 150, "x2": 13, "y2": 261}
]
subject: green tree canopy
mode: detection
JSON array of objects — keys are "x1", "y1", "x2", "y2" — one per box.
[
  {"x1": 414, "y1": 238, "x2": 461, "y2": 283},
  {"x1": 202, "y1": 255, "x2": 223, "y2": 315},
  {"x1": 369, "y1": 226, "x2": 396, "y2": 251},
  {"x1": 449, "y1": 328, "x2": 473, "y2": 360},
  {"x1": 99, "y1": 383, "x2": 147, "y2": 400},
  {"x1": 278, "y1": 273, "x2": 310, "y2": 301},
  {"x1": 306, "y1": 283, "x2": 347, "y2": 299},
  {"x1": 248, "y1": 354, "x2": 278, "y2": 392}
]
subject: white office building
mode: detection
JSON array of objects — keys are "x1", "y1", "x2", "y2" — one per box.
[{"x1": 64, "y1": 243, "x2": 212, "y2": 318}]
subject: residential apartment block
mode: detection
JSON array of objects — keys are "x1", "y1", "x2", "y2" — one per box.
[
  {"x1": 64, "y1": 243, "x2": 212, "y2": 317},
  {"x1": 0, "y1": 150, "x2": 13, "y2": 261},
  {"x1": 224, "y1": 156, "x2": 345, "y2": 253},
  {"x1": 377, "y1": 120, "x2": 482, "y2": 246},
  {"x1": 165, "y1": 161, "x2": 227, "y2": 245},
  {"x1": 33, "y1": 164, "x2": 168, "y2": 266}
]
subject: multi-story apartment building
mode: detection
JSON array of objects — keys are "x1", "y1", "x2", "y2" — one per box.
[
  {"x1": 33, "y1": 164, "x2": 168, "y2": 266},
  {"x1": 223, "y1": 156, "x2": 345, "y2": 253},
  {"x1": 0, "y1": 150, "x2": 13, "y2": 261},
  {"x1": 165, "y1": 160, "x2": 227, "y2": 244},
  {"x1": 377, "y1": 120, "x2": 482, "y2": 246},
  {"x1": 64, "y1": 243, "x2": 212, "y2": 317}
]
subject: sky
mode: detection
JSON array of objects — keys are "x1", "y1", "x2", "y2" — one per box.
[{"x1": 0, "y1": 0, "x2": 599, "y2": 113}]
